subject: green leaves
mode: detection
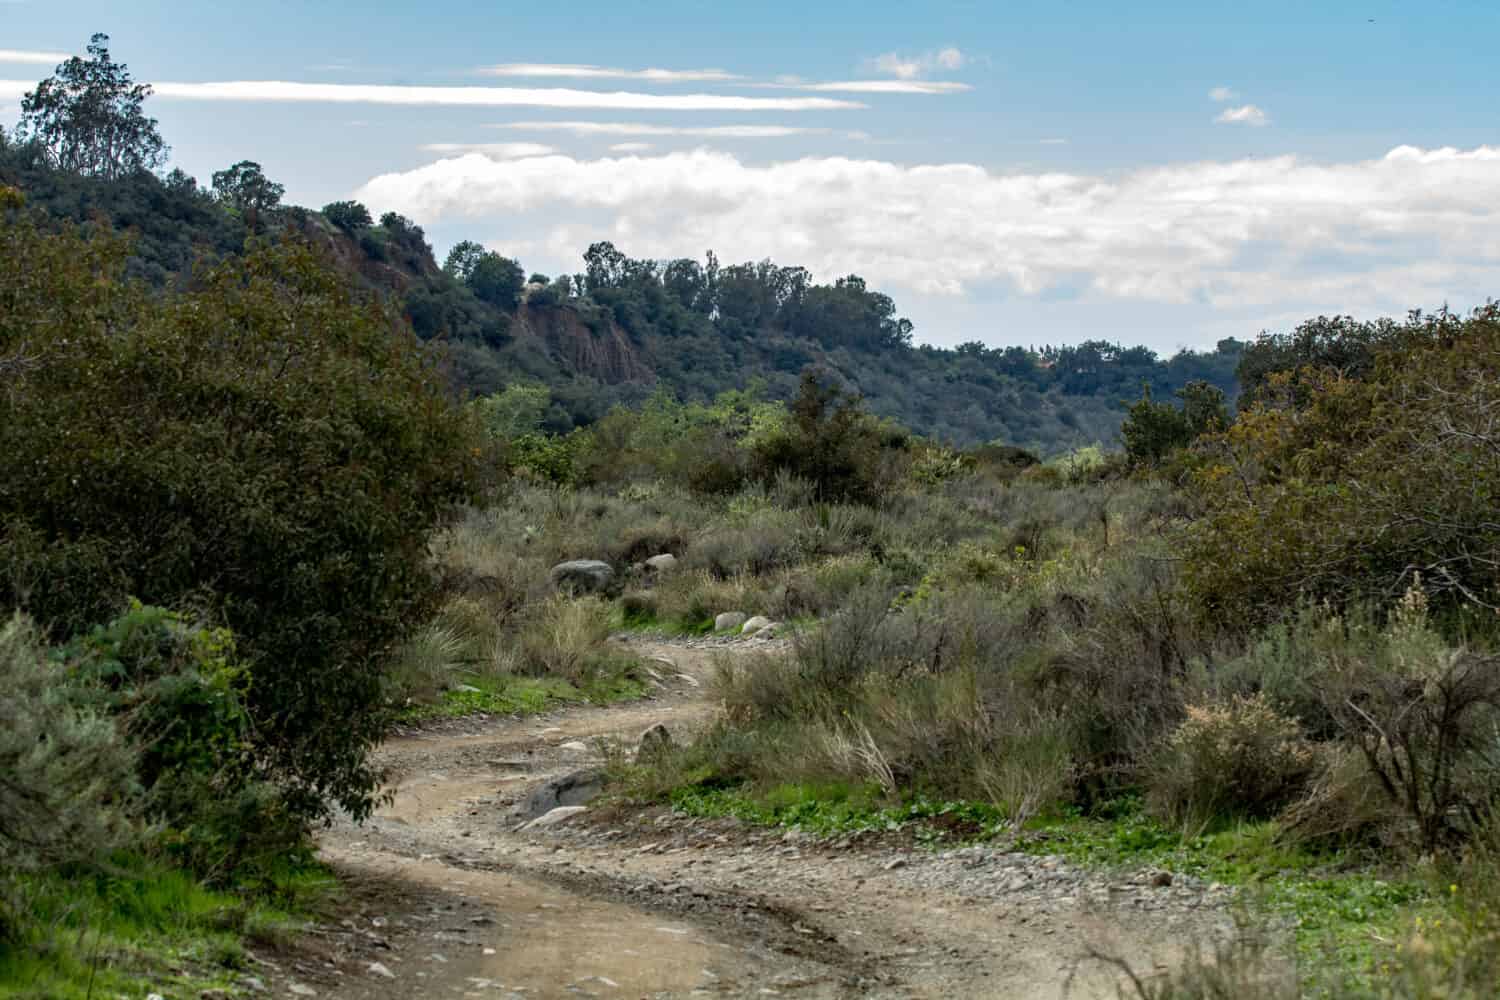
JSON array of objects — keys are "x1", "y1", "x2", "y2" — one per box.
[{"x1": 0, "y1": 214, "x2": 485, "y2": 822}]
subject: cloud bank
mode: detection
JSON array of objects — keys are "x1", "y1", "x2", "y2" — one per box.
[
  {"x1": 0, "y1": 48, "x2": 68, "y2": 65},
  {"x1": 478, "y1": 63, "x2": 740, "y2": 82},
  {"x1": 104, "y1": 80, "x2": 865, "y2": 111},
  {"x1": 357, "y1": 145, "x2": 1500, "y2": 309}
]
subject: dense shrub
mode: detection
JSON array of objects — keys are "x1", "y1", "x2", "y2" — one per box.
[
  {"x1": 0, "y1": 213, "x2": 485, "y2": 820},
  {"x1": 1186, "y1": 305, "x2": 1500, "y2": 622},
  {"x1": 322, "y1": 198, "x2": 372, "y2": 231},
  {"x1": 58, "y1": 603, "x2": 303, "y2": 878},
  {"x1": 751, "y1": 370, "x2": 906, "y2": 504},
  {"x1": 1145, "y1": 693, "x2": 1314, "y2": 832},
  {"x1": 0, "y1": 614, "x2": 137, "y2": 937}
]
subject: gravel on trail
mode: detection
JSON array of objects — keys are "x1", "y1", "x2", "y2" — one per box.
[{"x1": 246, "y1": 635, "x2": 1242, "y2": 1000}]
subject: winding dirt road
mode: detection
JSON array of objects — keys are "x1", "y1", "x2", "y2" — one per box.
[{"x1": 273, "y1": 637, "x2": 1236, "y2": 999}]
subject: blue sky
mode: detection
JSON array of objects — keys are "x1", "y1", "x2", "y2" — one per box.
[{"x1": 4, "y1": 0, "x2": 1499, "y2": 352}]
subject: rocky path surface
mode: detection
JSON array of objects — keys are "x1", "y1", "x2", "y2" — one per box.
[{"x1": 254, "y1": 636, "x2": 1236, "y2": 999}]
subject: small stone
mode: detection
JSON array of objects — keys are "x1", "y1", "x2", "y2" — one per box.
[
  {"x1": 741, "y1": 615, "x2": 773, "y2": 635},
  {"x1": 635, "y1": 723, "x2": 674, "y2": 763},
  {"x1": 558, "y1": 740, "x2": 590, "y2": 753},
  {"x1": 524, "y1": 805, "x2": 588, "y2": 829},
  {"x1": 368, "y1": 961, "x2": 396, "y2": 979},
  {"x1": 885, "y1": 857, "x2": 908, "y2": 871},
  {"x1": 549, "y1": 559, "x2": 614, "y2": 594},
  {"x1": 288, "y1": 986, "x2": 317, "y2": 997},
  {"x1": 644, "y1": 553, "x2": 678, "y2": 573},
  {"x1": 714, "y1": 611, "x2": 748, "y2": 632}
]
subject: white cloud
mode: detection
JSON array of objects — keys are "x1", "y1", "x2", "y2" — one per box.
[
  {"x1": 77, "y1": 79, "x2": 864, "y2": 111},
  {"x1": 870, "y1": 47, "x2": 966, "y2": 79},
  {"x1": 0, "y1": 48, "x2": 67, "y2": 65},
  {"x1": 1215, "y1": 103, "x2": 1270, "y2": 126},
  {"x1": 478, "y1": 63, "x2": 740, "y2": 83},
  {"x1": 610, "y1": 142, "x2": 654, "y2": 153},
  {"x1": 776, "y1": 80, "x2": 970, "y2": 95},
  {"x1": 489, "y1": 120, "x2": 836, "y2": 139},
  {"x1": 358, "y1": 144, "x2": 1500, "y2": 314},
  {"x1": 1208, "y1": 86, "x2": 1237, "y2": 102},
  {"x1": 419, "y1": 141, "x2": 556, "y2": 158}
]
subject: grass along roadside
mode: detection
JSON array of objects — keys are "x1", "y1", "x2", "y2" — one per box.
[
  {"x1": 0, "y1": 854, "x2": 327, "y2": 1000},
  {"x1": 653, "y1": 779, "x2": 1440, "y2": 996},
  {"x1": 393, "y1": 670, "x2": 648, "y2": 723}
]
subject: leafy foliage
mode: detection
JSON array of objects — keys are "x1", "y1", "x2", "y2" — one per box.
[
  {"x1": 0, "y1": 211, "x2": 485, "y2": 821},
  {"x1": 322, "y1": 198, "x2": 372, "y2": 231},
  {"x1": 211, "y1": 159, "x2": 284, "y2": 231},
  {"x1": 0, "y1": 614, "x2": 137, "y2": 922},
  {"x1": 1187, "y1": 305, "x2": 1500, "y2": 619},
  {"x1": 15, "y1": 34, "x2": 168, "y2": 180}
]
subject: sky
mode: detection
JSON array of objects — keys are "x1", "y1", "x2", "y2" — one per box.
[{"x1": 3, "y1": 0, "x2": 1499, "y2": 353}]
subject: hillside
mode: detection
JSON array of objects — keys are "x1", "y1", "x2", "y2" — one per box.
[{"x1": 0, "y1": 137, "x2": 1241, "y2": 452}]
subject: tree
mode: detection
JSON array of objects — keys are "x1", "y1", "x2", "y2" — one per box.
[
  {"x1": 468, "y1": 251, "x2": 525, "y2": 309},
  {"x1": 1120, "y1": 384, "x2": 1192, "y2": 468},
  {"x1": 323, "y1": 199, "x2": 372, "y2": 232},
  {"x1": 211, "y1": 160, "x2": 284, "y2": 232},
  {"x1": 0, "y1": 212, "x2": 485, "y2": 822},
  {"x1": 16, "y1": 34, "x2": 168, "y2": 180},
  {"x1": 442, "y1": 239, "x2": 485, "y2": 280},
  {"x1": 443, "y1": 240, "x2": 524, "y2": 308}
]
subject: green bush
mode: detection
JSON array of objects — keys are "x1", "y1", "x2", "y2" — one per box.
[
  {"x1": 1186, "y1": 305, "x2": 1500, "y2": 622},
  {"x1": 0, "y1": 213, "x2": 485, "y2": 821},
  {"x1": 0, "y1": 614, "x2": 137, "y2": 937},
  {"x1": 58, "y1": 603, "x2": 304, "y2": 881}
]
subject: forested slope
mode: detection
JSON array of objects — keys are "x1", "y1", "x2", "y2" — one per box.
[{"x1": 0, "y1": 133, "x2": 1242, "y2": 452}]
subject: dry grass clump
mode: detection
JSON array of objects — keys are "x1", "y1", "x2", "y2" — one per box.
[{"x1": 1146, "y1": 694, "x2": 1315, "y2": 834}]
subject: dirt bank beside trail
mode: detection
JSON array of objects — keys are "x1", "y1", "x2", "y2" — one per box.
[{"x1": 265, "y1": 637, "x2": 1236, "y2": 999}]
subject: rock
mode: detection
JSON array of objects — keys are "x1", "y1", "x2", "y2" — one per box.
[
  {"x1": 453, "y1": 683, "x2": 482, "y2": 694},
  {"x1": 714, "y1": 611, "x2": 748, "y2": 632},
  {"x1": 558, "y1": 740, "x2": 590, "y2": 753},
  {"x1": 289, "y1": 986, "x2": 317, "y2": 997},
  {"x1": 741, "y1": 615, "x2": 773, "y2": 635},
  {"x1": 644, "y1": 553, "x2": 678, "y2": 573},
  {"x1": 635, "y1": 723, "x2": 674, "y2": 763},
  {"x1": 515, "y1": 769, "x2": 604, "y2": 819},
  {"x1": 549, "y1": 559, "x2": 614, "y2": 594},
  {"x1": 1150, "y1": 870, "x2": 1174, "y2": 887},
  {"x1": 525, "y1": 805, "x2": 588, "y2": 829},
  {"x1": 752, "y1": 621, "x2": 784, "y2": 639},
  {"x1": 885, "y1": 857, "x2": 909, "y2": 871},
  {"x1": 367, "y1": 961, "x2": 396, "y2": 979}
]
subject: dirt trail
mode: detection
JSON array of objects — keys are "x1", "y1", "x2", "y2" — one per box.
[{"x1": 287, "y1": 637, "x2": 1234, "y2": 999}]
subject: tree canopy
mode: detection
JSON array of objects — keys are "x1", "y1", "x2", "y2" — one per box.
[
  {"x1": 211, "y1": 160, "x2": 284, "y2": 231},
  {"x1": 16, "y1": 34, "x2": 168, "y2": 180}
]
